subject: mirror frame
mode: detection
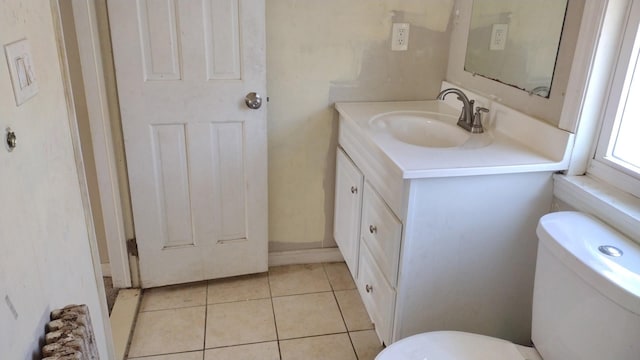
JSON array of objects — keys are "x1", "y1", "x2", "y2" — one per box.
[{"x1": 446, "y1": 0, "x2": 584, "y2": 126}]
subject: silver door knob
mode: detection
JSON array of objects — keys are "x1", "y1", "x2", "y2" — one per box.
[{"x1": 245, "y1": 92, "x2": 262, "y2": 109}]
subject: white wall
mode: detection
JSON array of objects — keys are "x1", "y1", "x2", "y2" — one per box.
[
  {"x1": 267, "y1": 0, "x2": 454, "y2": 250},
  {"x1": 0, "y1": 1, "x2": 109, "y2": 358}
]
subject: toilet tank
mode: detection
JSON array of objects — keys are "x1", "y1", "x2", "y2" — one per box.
[{"x1": 531, "y1": 211, "x2": 640, "y2": 360}]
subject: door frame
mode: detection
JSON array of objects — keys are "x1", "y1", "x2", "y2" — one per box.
[
  {"x1": 51, "y1": 0, "x2": 116, "y2": 357},
  {"x1": 67, "y1": 0, "x2": 132, "y2": 288}
]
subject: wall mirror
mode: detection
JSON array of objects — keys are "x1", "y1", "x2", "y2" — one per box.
[{"x1": 464, "y1": 0, "x2": 569, "y2": 98}]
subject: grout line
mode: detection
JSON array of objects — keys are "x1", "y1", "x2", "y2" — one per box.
[
  {"x1": 203, "y1": 339, "x2": 279, "y2": 350},
  {"x1": 202, "y1": 282, "x2": 209, "y2": 360},
  {"x1": 322, "y1": 262, "x2": 336, "y2": 291},
  {"x1": 270, "y1": 289, "x2": 334, "y2": 299},
  {"x1": 267, "y1": 270, "x2": 283, "y2": 359},
  {"x1": 347, "y1": 331, "x2": 360, "y2": 360},
  {"x1": 127, "y1": 350, "x2": 202, "y2": 359},
  {"x1": 206, "y1": 295, "x2": 272, "y2": 306},
  {"x1": 278, "y1": 331, "x2": 352, "y2": 342},
  {"x1": 324, "y1": 262, "x2": 362, "y2": 359},
  {"x1": 138, "y1": 303, "x2": 208, "y2": 313},
  {"x1": 331, "y1": 288, "x2": 360, "y2": 359}
]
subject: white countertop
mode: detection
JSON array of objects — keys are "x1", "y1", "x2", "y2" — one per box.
[{"x1": 335, "y1": 100, "x2": 574, "y2": 179}]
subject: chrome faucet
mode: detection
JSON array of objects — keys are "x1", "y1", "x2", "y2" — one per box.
[{"x1": 437, "y1": 88, "x2": 487, "y2": 134}]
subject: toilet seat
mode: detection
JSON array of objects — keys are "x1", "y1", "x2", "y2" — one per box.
[{"x1": 375, "y1": 331, "x2": 543, "y2": 360}]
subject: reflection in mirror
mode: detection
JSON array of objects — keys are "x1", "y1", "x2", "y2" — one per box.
[{"x1": 464, "y1": 0, "x2": 568, "y2": 98}]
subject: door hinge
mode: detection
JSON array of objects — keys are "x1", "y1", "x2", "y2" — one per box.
[{"x1": 126, "y1": 238, "x2": 139, "y2": 257}]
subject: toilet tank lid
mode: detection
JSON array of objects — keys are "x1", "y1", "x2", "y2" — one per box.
[{"x1": 537, "y1": 211, "x2": 640, "y2": 315}]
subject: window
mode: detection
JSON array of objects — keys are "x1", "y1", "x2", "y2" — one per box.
[{"x1": 590, "y1": 0, "x2": 640, "y2": 198}]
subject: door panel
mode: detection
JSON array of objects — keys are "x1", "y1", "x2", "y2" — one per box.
[
  {"x1": 203, "y1": 0, "x2": 241, "y2": 79},
  {"x1": 137, "y1": 0, "x2": 181, "y2": 80},
  {"x1": 109, "y1": 0, "x2": 267, "y2": 287},
  {"x1": 150, "y1": 123, "x2": 194, "y2": 248}
]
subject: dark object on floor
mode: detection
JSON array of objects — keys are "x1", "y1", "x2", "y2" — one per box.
[{"x1": 103, "y1": 277, "x2": 119, "y2": 315}]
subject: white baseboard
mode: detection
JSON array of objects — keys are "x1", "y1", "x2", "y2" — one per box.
[
  {"x1": 268, "y1": 247, "x2": 344, "y2": 267},
  {"x1": 101, "y1": 263, "x2": 111, "y2": 277}
]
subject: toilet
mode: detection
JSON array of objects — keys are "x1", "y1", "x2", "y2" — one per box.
[{"x1": 376, "y1": 211, "x2": 640, "y2": 360}]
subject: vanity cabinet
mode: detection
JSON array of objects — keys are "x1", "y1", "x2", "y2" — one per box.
[
  {"x1": 335, "y1": 147, "x2": 401, "y2": 344},
  {"x1": 334, "y1": 106, "x2": 560, "y2": 347}
]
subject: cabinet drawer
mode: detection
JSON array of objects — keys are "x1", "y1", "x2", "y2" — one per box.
[
  {"x1": 361, "y1": 182, "x2": 402, "y2": 286},
  {"x1": 358, "y1": 242, "x2": 396, "y2": 346}
]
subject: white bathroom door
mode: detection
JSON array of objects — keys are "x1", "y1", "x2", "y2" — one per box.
[{"x1": 108, "y1": 0, "x2": 268, "y2": 288}]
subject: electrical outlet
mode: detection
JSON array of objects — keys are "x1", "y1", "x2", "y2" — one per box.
[
  {"x1": 490, "y1": 23, "x2": 508, "y2": 51},
  {"x1": 392, "y1": 23, "x2": 410, "y2": 51}
]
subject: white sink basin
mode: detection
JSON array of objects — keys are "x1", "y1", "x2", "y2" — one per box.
[{"x1": 370, "y1": 111, "x2": 472, "y2": 148}]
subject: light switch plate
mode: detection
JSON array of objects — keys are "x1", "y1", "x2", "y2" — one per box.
[{"x1": 4, "y1": 38, "x2": 39, "y2": 106}]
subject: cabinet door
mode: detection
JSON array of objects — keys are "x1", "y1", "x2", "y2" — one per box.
[{"x1": 334, "y1": 148, "x2": 364, "y2": 277}]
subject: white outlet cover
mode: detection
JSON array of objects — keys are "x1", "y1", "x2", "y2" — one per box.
[
  {"x1": 490, "y1": 24, "x2": 508, "y2": 51},
  {"x1": 392, "y1": 23, "x2": 410, "y2": 51},
  {"x1": 4, "y1": 38, "x2": 39, "y2": 106}
]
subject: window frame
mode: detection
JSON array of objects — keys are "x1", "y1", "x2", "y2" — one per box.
[{"x1": 589, "y1": 0, "x2": 640, "y2": 199}]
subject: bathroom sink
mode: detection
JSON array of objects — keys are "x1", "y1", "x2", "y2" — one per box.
[{"x1": 369, "y1": 111, "x2": 472, "y2": 148}]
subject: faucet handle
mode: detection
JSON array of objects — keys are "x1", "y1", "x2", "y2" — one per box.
[{"x1": 471, "y1": 107, "x2": 489, "y2": 134}]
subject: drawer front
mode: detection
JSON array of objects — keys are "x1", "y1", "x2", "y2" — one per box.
[
  {"x1": 361, "y1": 182, "x2": 402, "y2": 286},
  {"x1": 358, "y1": 243, "x2": 396, "y2": 346}
]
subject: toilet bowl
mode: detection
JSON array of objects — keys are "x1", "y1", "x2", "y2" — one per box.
[
  {"x1": 377, "y1": 331, "x2": 541, "y2": 360},
  {"x1": 376, "y1": 211, "x2": 640, "y2": 360}
]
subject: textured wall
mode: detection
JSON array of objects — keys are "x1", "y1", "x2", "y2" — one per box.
[
  {"x1": 266, "y1": 0, "x2": 454, "y2": 250},
  {"x1": 0, "y1": 1, "x2": 109, "y2": 358}
]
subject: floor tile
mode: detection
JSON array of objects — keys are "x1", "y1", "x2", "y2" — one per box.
[
  {"x1": 350, "y1": 330, "x2": 384, "y2": 360},
  {"x1": 205, "y1": 299, "x2": 276, "y2": 348},
  {"x1": 140, "y1": 282, "x2": 207, "y2": 312},
  {"x1": 280, "y1": 333, "x2": 356, "y2": 360},
  {"x1": 208, "y1": 272, "x2": 270, "y2": 304},
  {"x1": 128, "y1": 351, "x2": 203, "y2": 360},
  {"x1": 272, "y1": 292, "x2": 345, "y2": 339},
  {"x1": 127, "y1": 307, "x2": 205, "y2": 358},
  {"x1": 268, "y1": 264, "x2": 331, "y2": 297},
  {"x1": 323, "y1": 262, "x2": 356, "y2": 290},
  {"x1": 204, "y1": 341, "x2": 280, "y2": 360},
  {"x1": 335, "y1": 289, "x2": 373, "y2": 331}
]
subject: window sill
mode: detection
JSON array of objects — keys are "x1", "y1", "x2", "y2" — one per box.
[{"x1": 553, "y1": 174, "x2": 640, "y2": 244}]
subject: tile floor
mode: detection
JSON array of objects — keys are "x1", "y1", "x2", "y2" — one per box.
[{"x1": 126, "y1": 262, "x2": 384, "y2": 360}]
